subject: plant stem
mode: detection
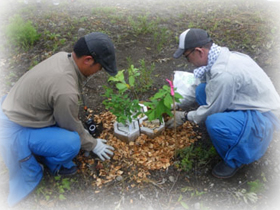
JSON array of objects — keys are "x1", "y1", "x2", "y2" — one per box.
[{"x1": 171, "y1": 74, "x2": 178, "y2": 158}]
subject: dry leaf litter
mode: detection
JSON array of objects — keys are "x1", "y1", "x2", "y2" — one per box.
[{"x1": 76, "y1": 111, "x2": 200, "y2": 189}]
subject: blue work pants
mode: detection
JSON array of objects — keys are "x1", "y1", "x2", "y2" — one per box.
[
  {"x1": 195, "y1": 83, "x2": 279, "y2": 168},
  {"x1": 0, "y1": 96, "x2": 81, "y2": 206}
]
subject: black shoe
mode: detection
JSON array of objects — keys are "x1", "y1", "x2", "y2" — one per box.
[
  {"x1": 212, "y1": 161, "x2": 242, "y2": 179},
  {"x1": 56, "y1": 166, "x2": 77, "y2": 176}
]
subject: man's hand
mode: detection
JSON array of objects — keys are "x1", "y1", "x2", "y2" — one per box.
[
  {"x1": 165, "y1": 111, "x2": 186, "y2": 128},
  {"x1": 92, "y1": 138, "x2": 114, "y2": 161}
]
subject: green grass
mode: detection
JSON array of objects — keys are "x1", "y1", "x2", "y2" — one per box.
[
  {"x1": 177, "y1": 144, "x2": 217, "y2": 172},
  {"x1": 5, "y1": 15, "x2": 40, "y2": 50}
]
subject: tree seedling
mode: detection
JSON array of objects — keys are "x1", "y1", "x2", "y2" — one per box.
[{"x1": 143, "y1": 85, "x2": 183, "y2": 122}]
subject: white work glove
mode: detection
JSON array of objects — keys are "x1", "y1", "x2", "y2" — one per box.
[
  {"x1": 92, "y1": 138, "x2": 114, "y2": 161},
  {"x1": 165, "y1": 111, "x2": 187, "y2": 129}
]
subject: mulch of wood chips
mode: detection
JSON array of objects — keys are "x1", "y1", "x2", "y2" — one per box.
[{"x1": 76, "y1": 111, "x2": 200, "y2": 189}]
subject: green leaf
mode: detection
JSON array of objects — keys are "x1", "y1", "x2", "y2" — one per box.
[
  {"x1": 174, "y1": 92, "x2": 183, "y2": 100},
  {"x1": 153, "y1": 91, "x2": 165, "y2": 99},
  {"x1": 181, "y1": 186, "x2": 194, "y2": 192},
  {"x1": 145, "y1": 109, "x2": 156, "y2": 121},
  {"x1": 247, "y1": 179, "x2": 263, "y2": 193},
  {"x1": 62, "y1": 178, "x2": 71, "y2": 190},
  {"x1": 162, "y1": 85, "x2": 169, "y2": 90},
  {"x1": 155, "y1": 100, "x2": 165, "y2": 118},
  {"x1": 143, "y1": 101, "x2": 151, "y2": 106},
  {"x1": 180, "y1": 201, "x2": 189, "y2": 209},
  {"x1": 116, "y1": 83, "x2": 128, "y2": 92},
  {"x1": 165, "y1": 108, "x2": 173, "y2": 117},
  {"x1": 261, "y1": 172, "x2": 267, "y2": 182},
  {"x1": 129, "y1": 65, "x2": 140, "y2": 76},
  {"x1": 108, "y1": 70, "x2": 125, "y2": 83},
  {"x1": 163, "y1": 93, "x2": 173, "y2": 108},
  {"x1": 59, "y1": 194, "x2": 66, "y2": 201},
  {"x1": 59, "y1": 188, "x2": 65, "y2": 193},
  {"x1": 128, "y1": 75, "x2": 135, "y2": 87},
  {"x1": 178, "y1": 194, "x2": 183, "y2": 202}
]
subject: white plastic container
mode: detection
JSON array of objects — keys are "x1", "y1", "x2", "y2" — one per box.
[{"x1": 113, "y1": 120, "x2": 140, "y2": 142}]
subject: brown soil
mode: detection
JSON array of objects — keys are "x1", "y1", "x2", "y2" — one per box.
[{"x1": 0, "y1": 0, "x2": 280, "y2": 210}]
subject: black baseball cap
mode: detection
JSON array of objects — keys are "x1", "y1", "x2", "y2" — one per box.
[
  {"x1": 85, "y1": 32, "x2": 117, "y2": 76},
  {"x1": 173, "y1": 28, "x2": 212, "y2": 59}
]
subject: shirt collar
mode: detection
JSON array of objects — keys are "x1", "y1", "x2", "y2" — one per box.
[{"x1": 68, "y1": 53, "x2": 87, "y2": 83}]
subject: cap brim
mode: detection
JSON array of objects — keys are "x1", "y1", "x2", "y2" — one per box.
[
  {"x1": 100, "y1": 58, "x2": 118, "y2": 76},
  {"x1": 173, "y1": 48, "x2": 185, "y2": 59}
]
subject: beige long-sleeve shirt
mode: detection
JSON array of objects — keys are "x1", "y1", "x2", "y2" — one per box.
[{"x1": 2, "y1": 52, "x2": 97, "y2": 151}]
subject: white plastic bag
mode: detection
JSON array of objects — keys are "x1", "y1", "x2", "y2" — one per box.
[{"x1": 173, "y1": 71, "x2": 197, "y2": 108}]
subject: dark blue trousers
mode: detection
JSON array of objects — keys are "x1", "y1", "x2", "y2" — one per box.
[
  {"x1": 0, "y1": 96, "x2": 81, "y2": 206},
  {"x1": 196, "y1": 83, "x2": 279, "y2": 168}
]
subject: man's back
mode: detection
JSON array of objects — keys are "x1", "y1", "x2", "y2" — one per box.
[{"x1": 2, "y1": 52, "x2": 81, "y2": 127}]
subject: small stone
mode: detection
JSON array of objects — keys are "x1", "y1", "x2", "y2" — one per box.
[
  {"x1": 78, "y1": 28, "x2": 86, "y2": 38},
  {"x1": 116, "y1": 176, "x2": 123, "y2": 181},
  {"x1": 52, "y1": 0, "x2": 60, "y2": 5},
  {"x1": 169, "y1": 176, "x2": 175, "y2": 182},
  {"x1": 264, "y1": 160, "x2": 269, "y2": 166}
]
